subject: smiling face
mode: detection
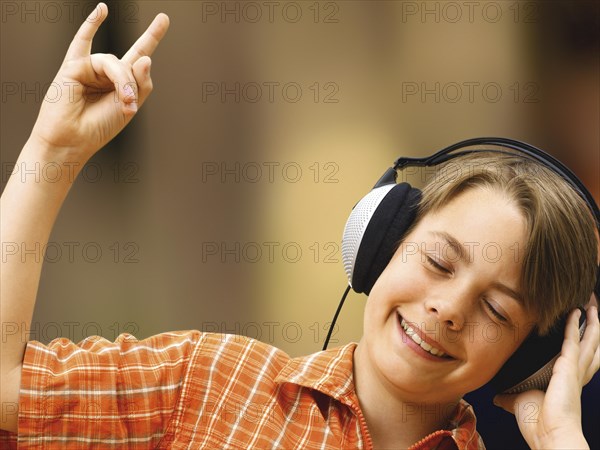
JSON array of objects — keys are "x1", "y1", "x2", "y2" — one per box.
[{"x1": 357, "y1": 186, "x2": 538, "y2": 404}]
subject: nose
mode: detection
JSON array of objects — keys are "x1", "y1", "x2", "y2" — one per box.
[{"x1": 424, "y1": 294, "x2": 467, "y2": 331}]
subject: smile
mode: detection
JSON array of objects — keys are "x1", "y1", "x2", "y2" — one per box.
[{"x1": 398, "y1": 314, "x2": 452, "y2": 359}]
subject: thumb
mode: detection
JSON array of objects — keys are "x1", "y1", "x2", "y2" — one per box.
[{"x1": 493, "y1": 393, "x2": 518, "y2": 414}]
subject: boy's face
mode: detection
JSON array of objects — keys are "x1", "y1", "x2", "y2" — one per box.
[{"x1": 358, "y1": 187, "x2": 537, "y2": 404}]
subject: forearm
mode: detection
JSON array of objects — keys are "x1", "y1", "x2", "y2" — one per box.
[{"x1": 1, "y1": 136, "x2": 85, "y2": 369}]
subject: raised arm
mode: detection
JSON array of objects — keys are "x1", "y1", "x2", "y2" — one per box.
[{"x1": 0, "y1": 3, "x2": 169, "y2": 433}]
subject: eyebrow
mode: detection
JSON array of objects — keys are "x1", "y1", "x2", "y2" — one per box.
[
  {"x1": 490, "y1": 282, "x2": 524, "y2": 304},
  {"x1": 431, "y1": 231, "x2": 469, "y2": 264},
  {"x1": 430, "y1": 231, "x2": 524, "y2": 304}
]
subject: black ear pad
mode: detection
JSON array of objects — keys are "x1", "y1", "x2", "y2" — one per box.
[
  {"x1": 351, "y1": 183, "x2": 422, "y2": 294},
  {"x1": 489, "y1": 308, "x2": 587, "y2": 394}
]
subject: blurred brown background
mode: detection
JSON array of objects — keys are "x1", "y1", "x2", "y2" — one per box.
[{"x1": 1, "y1": 1, "x2": 598, "y2": 359}]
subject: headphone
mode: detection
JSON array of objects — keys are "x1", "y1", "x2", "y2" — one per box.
[{"x1": 324, "y1": 137, "x2": 600, "y2": 395}]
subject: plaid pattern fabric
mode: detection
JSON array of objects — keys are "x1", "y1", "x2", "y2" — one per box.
[{"x1": 0, "y1": 331, "x2": 484, "y2": 449}]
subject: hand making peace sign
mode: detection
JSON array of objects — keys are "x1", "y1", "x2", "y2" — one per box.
[{"x1": 30, "y1": 2, "x2": 170, "y2": 162}]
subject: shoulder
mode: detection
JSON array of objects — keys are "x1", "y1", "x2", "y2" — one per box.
[
  {"x1": 182, "y1": 335, "x2": 359, "y2": 399},
  {"x1": 188, "y1": 333, "x2": 292, "y2": 383}
]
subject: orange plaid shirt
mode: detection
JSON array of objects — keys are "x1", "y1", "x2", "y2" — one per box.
[{"x1": 1, "y1": 331, "x2": 484, "y2": 449}]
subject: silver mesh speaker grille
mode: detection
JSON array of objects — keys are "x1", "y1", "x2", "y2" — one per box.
[
  {"x1": 341, "y1": 184, "x2": 396, "y2": 286},
  {"x1": 503, "y1": 321, "x2": 587, "y2": 394}
]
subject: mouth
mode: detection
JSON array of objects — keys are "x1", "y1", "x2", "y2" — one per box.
[{"x1": 397, "y1": 312, "x2": 455, "y2": 361}]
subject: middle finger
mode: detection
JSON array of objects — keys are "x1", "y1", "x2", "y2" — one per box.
[{"x1": 90, "y1": 53, "x2": 138, "y2": 104}]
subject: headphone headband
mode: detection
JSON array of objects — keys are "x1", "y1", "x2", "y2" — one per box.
[{"x1": 392, "y1": 137, "x2": 600, "y2": 229}]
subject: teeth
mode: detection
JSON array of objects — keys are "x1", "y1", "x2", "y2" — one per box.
[
  {"x1": 400, "y1": 317, "x2": 447, "y2": 358},
  {"x1": 409, "y1": 329, "x2": 422, "y2": 344},
  {"x1": 420, "y1": 341, "x2": 432, "y2": 352}
]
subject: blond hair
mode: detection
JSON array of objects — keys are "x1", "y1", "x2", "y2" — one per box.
[{"x1": 415, "y1": 151, "x2": 597, "y2": 335}]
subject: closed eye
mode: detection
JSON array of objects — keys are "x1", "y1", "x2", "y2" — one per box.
[
  {"x1": 484, "y1": 299, "x2": 507, "y2": 322},
  {"x1": 425, "y1": 255, "x2": 452, "y2": 274}
]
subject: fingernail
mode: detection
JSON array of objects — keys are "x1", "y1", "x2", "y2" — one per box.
[
  {"x1": 126, "y1": 101, "x2": 138, "y2": 112},
  {"x1": 146, "y1": 60, "x2": 152, "y2": 76},
  {"x1": 123, "y1": 84, "x2": 136, "y2": 100}
]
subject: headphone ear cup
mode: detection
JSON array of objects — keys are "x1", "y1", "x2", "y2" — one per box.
[
  {"x1": 490, "y1": 308, "x2": 587, "y2": 394},
  {"x1": 342, "y1": 182, "x2": 422, "y2": 294}
]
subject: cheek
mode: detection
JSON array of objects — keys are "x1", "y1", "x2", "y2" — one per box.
[
  {"x1": 469, "y1": 329, "x2": 522, "y2": 369},
  {"x1": 370, "y1": 253, "x2": 433, "y2": 311},
  {"x1": 374, "y1": 251, "x2": 428, "y2": 294}
]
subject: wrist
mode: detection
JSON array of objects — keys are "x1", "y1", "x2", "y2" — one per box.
[
  {"x1": 26, "y1": 132, "x2": 89, "y2": 163},
  {"x1": 537, "y1": 430, "x2": 588, "y2": 450},
  {"x1": 20, "y1": 134, "x2": 90, "y2": 184}
]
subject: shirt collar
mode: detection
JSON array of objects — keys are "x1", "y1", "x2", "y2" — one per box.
[
  {"x1": 274, "y1": 342, "x2": 358, "y2": 406},
  {"x1": 275, "y1": 342, "x2": 482, "y2": 450}
]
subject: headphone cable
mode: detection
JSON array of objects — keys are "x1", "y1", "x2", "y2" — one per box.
[{"x1": 322, "y1": 285, "x2": 351, "y2": 351}]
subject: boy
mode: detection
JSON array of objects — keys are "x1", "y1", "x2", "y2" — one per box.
[{"x1": 1, "y1": 4, "x2": 598, "y2": 449}]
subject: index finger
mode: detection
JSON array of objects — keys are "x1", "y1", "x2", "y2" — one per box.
[
  {"x1": 65, "y1": 3, "x2": 108, "y2": 60},
  {"x1": 121, "y1": 13, "x2": 170, "y2": 65}
]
